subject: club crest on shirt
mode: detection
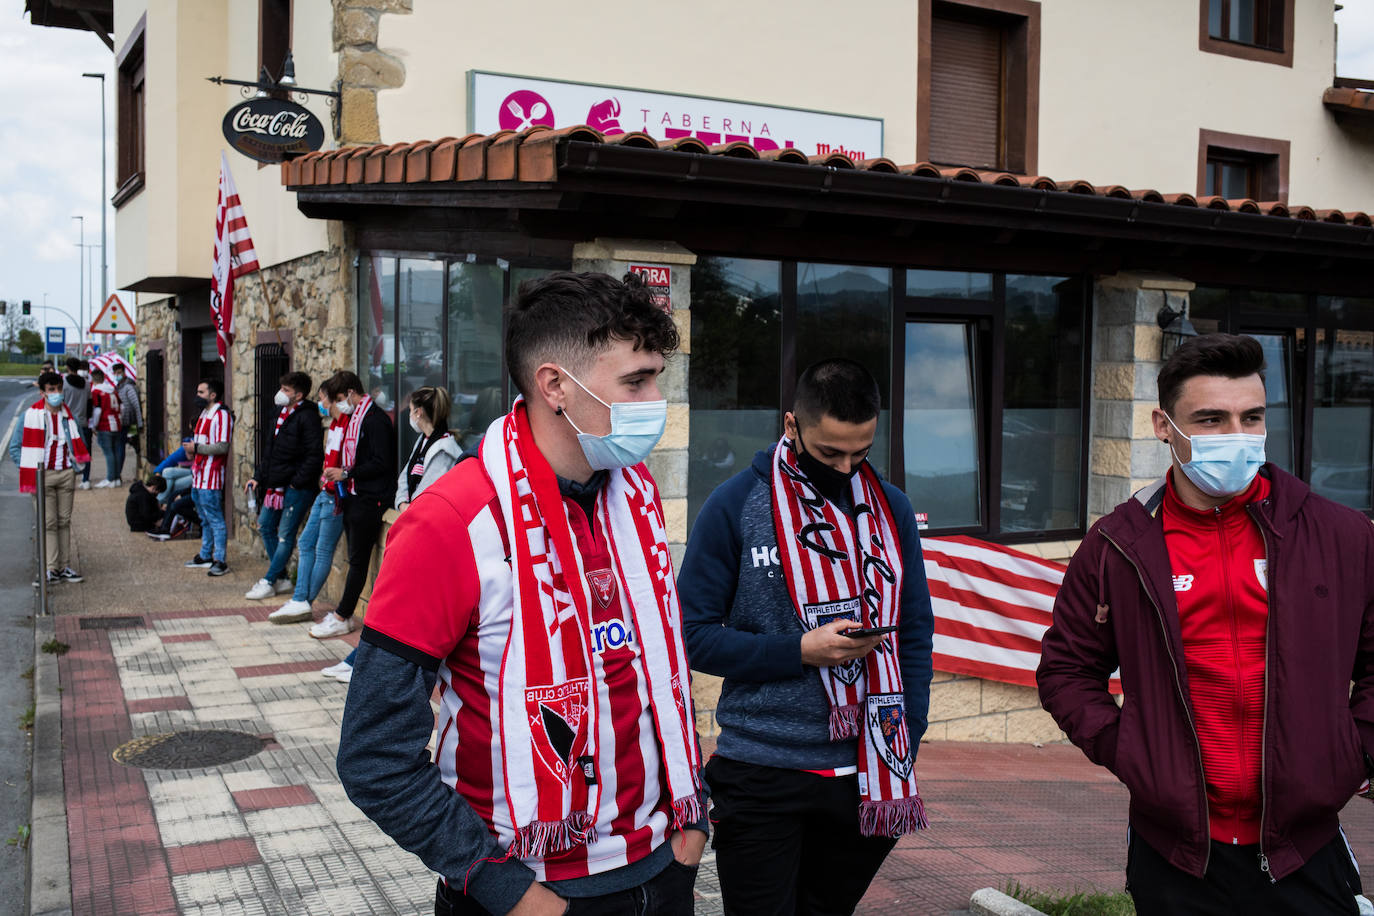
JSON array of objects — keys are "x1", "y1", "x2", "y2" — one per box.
[
  {"x1": 585, "y1": 568, "x2": 616, "y2": 609},
  {"x1": 526, "y1": 680, "x2": 589, "y2": 783},
  {"x1": 866, "y1": 693, "x2": 912, "y2": 780},
  {"x1": 805, "y1": 599, "x2": 863, "y2": 685},
  {"x1": 1254, "y1": 559, "x2": 1267, "y2": 592}
]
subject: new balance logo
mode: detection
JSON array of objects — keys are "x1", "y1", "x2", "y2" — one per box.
[
  {"x1": 1173, "y1": 575, "x2": 1195, "y2": 592},
  {"x1": 751, "y1": 546, "x2": 781, "y2": 568}
]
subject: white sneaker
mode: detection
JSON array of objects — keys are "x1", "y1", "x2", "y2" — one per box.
[
  {"x1": 333, "y1": 665, "x2": 352, "y2": 684},
  {"x1": 269, "y1": 600, "x2": 314, "y2": 624},
  {"x1": 78, "y1": 481, "x2": 92, "y2": 491},
  {"x1": 309, "y1": 612, "x2": 353, "y2": 639},
  {"x1": 244, "y1": 578, "x2": 275, "y2": 600},
  {"x1": 272, "y1": 578, "x2": 294, "y2": 595},
  {"x1": 320, "y1": 660, "x2": 351, "y2": 678},
  {"x1": 114, "y1": 478, "x2": 123, "y2": 486},
  {"x1": 93, "y1": 479, "x2": 112, "y2": 489}
]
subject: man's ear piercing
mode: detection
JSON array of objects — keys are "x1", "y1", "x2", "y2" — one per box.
[{"x1": 556, "y1": 406, "x2": 563, "y2": 416}]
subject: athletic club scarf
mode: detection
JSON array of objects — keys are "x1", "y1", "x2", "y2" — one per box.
[
  {"x1": 770, "y1": 436, "x2": 927, "y2": 837},
  {"x1": 340, "y1": 395, "x2": 373, "y2": 496},
  {"x1": 480, "y1": 399, "x2": 702, "y2": 858},
  {"x1": 262, "y1": 400, "x2": 300, "y2": 510},
  {"x1": 322, "y1": 412, "x2": 348, "y2": 506},
  {"x1": 18, "y1": 400, "x2": 90, "y2": 494}
]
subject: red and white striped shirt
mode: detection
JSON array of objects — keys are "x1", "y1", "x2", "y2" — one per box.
[
  {"x1": 362, "y1": 460, "x2": 674, "y2": 882},
  {"x1": 90, "y1": 381, "x2": 121, "y2": 433},
  {"x1": 43, "y1": 410, "x2": 74, "y2": 470},
  {"x1": 191, "y1": 403, "x2": 232, "y2": 490}
]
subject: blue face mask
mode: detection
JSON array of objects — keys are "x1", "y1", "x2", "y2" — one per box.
[
  {"x1": 559, "y1": 367, "x2": 666, "y2": 470},
  {"x1": 1167, "y1": 414, "x2": 1266, "y2": 498},
  {"x1": 45, "y1": 392, "x2": 63, "y2": 408},
  {"x1": 318, "y1": 402, "x2": 330, "y2": 418}
]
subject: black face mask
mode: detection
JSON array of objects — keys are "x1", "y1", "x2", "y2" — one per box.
[
  {"x1": 193, "y1": 396, "x2": 209, "y2": 412},
  {"x1": 793, "y1": 429, "x2": 861, "y2": 503}
]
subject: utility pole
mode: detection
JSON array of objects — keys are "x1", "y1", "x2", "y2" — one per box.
[
  {"x1": 82, "y1": 72, "x2": 107, "y2": 309},
  {"x1": 72, "y1": 215, "x2": 84, "y2": 348}
]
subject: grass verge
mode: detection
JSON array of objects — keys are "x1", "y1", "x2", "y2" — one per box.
[{"x1": 1004, "y1": 881, "x2": 1135, "y2": 916}]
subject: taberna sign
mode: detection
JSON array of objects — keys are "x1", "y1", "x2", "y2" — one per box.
[{"x1": 222, "y1": 98, "x2": 324, "y2": 164}]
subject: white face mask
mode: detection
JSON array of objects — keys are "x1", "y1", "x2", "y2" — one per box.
[
  {"x1": 274, "y1": 390, "x2": 291, "y2": 408},
  {"x1": 338, "y1": 399, "x2": 355, "y2": 416},
  {"x1": 409, "y1": 413, "x2": 423, "y2": 435},
  {"x1": 558, "y1": 366, "x2": 667, "y2": 470}
]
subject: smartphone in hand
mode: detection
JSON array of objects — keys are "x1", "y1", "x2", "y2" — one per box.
[{"x1": 845, "y1": 625, "x2": 897, "y2": 639}]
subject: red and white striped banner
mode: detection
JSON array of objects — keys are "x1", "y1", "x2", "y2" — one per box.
[
  {"x1": 90, "y1": 351, "x2": 136, "y2": 381},
  {"x1": 923, "y1": 535, "x2": 1121, "y2": 694},
  {"x1": 210, "y1": 152, "x2": 260, "y2": 363}
]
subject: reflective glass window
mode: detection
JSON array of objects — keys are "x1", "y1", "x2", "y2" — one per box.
[
  {"x1": 906, "y1": 269, "x2": 993, "y2": 300},
  {"x1": 358, "y1": 255, "x2": 396, "y2": 421},
  {"x1": 1312, "y1": 329, "x2": 1374, "y2": 511},
  {"x1": 903, "y1": 321, "x2": 981, "y2": 529},
  {"x1": 395, "y1": 258, "x2": 445, "y2": 459},
  {"x1": 447, "y1": 261, "x2": 506, "y2": 452}
]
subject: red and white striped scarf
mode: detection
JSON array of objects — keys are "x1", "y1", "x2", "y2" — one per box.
[
  {"x1": 321, "y1": 411, "x2": 348, "y2": 503},
  {"x1": 18, "y1": 401, "x2": 90, "y2": 494},
  {"x1": 480, "y1": 400, "x2": 702, "y2": 858},
  {"x1": 770, "y1": 436, "x2": 927, "y2": 837},
  {"x1": 340, "y1": 395, "x2": 373, "y2": 496},
  {"x1": 262, "y1": 400, "x2": 300, "y2": 510}
]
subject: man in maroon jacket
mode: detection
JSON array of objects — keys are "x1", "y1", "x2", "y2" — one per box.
[{"x1": 1039, "y1": 333, "x2": 1374, "y2": 915}]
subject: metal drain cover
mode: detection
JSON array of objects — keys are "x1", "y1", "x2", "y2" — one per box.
[
  {"x1": 113, "y1": 729, "x2": 266, "y2": 769},
  {"x1": 80, "y1": 616, "x2": 146, "y2": 630}
]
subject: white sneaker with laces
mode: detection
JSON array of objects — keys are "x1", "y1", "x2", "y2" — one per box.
[
  {"x1": 272, "y1": 578, "x2": 293, "y2": 595},
  {"x1": 333, "y1": 665, "x2": 352, "y2": 684},
  {"x1": 268, "y1": 600, "x2": 314, "y2": 624},
  {"x1": 320, "y1": 660, "x2": 351, "y2": 678},
  {"x1": 244, "y1": 578, "x2": 275, "y2": 600},
  {"x1": 309, "y1": 612, "x2": 353, "y2": 639}
]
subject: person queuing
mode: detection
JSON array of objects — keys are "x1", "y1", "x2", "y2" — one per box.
[
  {"x1": 88, "y1": 367, "x2": 123, "y2": 488},
  {"x1": 273, "y1": 387, "x2": 349, "y2": 630},
  {"x1": 1038, "y1": 334, "x2": 1374, "y2": 915},
  {"x1": 9, "y1": 371, "x2": 91, "y2": 586},
  {"x1": 111, "y1": 361, "x2": 142, "y2": 473},
  {"x1": 63, "y1": 359, "x2": 92, "y2": 490},
  {"x1": 245, "y1": 372, "x2": 322, "y2": 602},
  {"x1": 184, "y1": 378, "x2": 232, "y2": 577},
  {"x1": 319, "y1": 385, "x2": 461, "y2": 685},
  {"x1": 679, "y1": 358, "x2": 934, "y2": 916},
  {"x1": 338, "y1": 272, "x2": 707, "y2": 915},
  {"x1": 309, "y1": 370, "x2": 395, "y2": 639}
]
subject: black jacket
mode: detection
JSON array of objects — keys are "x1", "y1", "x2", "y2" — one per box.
[
  {"x1": 125, "y1": 482, "x2": 162, "y2": 532},
  {"x1": 345, "y1": 406, "x2": 397, "y2": 504},
  {"x1": 256, "y1": 401, "x2": 324, "y2": 492}
]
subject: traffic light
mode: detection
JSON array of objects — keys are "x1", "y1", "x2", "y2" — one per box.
[
  {"x1": 21, "y1": 300, "x2": 31, "y2": 315},
  {"x1": 0, "y1": 301, "x2": 6, "y2": 316}
]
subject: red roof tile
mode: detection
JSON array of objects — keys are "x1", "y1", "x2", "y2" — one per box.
[{"x1": 281, "y1": 126, "x2": 1371, "y2": 227}]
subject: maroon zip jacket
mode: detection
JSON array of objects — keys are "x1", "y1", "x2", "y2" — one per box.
[{"x1": 1037, "y1": 464, "x2": 1374, "y2": 881}]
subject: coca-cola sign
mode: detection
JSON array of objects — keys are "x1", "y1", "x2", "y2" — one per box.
[{"x1": 222, "y1": 98, "x2": 325, "y2": 164}]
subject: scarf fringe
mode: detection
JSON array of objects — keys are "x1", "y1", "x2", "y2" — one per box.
[
  {"x1": 858, "y1": 796, "x2": 929, "y2": 837},
  {"x1": 828, "y1": 703, "x2": 861, "y2": 740},
  {"x1": 508, "y1": 812, "x2": 597, "y2": 859},
  {"x1": 671, "y1": 795, "x2": 703, "y2": 831}
]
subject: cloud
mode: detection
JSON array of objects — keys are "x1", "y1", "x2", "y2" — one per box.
[{"x1": 1337, "y1": 5, "x2": 1374, "y2": 79}]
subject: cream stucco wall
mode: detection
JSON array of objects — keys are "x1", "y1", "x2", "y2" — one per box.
[
  {"x1": 373, "y1": 0, "x2": 1374, "y2": 214},
  {"x1": 113, "y1": 0, "x2": 333, "y2": 292}
]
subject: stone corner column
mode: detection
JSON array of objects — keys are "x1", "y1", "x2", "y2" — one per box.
[{"x1": 1088, "y1": 272, "x2": 1195, "y2": 522}]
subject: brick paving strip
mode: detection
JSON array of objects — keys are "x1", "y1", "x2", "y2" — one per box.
[{"x1": 39, "y1": 599, "x2": 1374, "y2": 914}]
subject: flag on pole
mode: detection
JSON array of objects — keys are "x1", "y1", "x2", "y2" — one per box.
[
  {"x1": 210, "y1": 152, "x2": 261, "y2": 363},
  {"x1": 922, "y1": 535, "x2": 1122, "y2": 694}
]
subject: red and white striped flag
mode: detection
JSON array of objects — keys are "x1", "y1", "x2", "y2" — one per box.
[
  {"x1": 210, "y1": 152, "x2": 260, "y2": 363},
  {"x1": 922, "y1": 535, "x2": 1121, "y2": 694},
  {"x1": 90, "y1": 351, "x2": 136, "y2": 381}
]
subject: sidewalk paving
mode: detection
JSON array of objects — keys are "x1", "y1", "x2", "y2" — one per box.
[{"x1": 32, "y1": 454, "x2": 1374, "y2": 914}]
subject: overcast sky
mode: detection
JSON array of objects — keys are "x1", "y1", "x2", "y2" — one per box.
[{"x1": 0, "y1": 6, "x2": 1371, "y2": 346}]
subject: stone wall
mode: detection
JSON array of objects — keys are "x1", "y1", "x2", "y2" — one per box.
[
  {"x1": 134, "y1": 294, "x2": 181, "y2": 475},
  {"x1": 334, "y1": 0, "x2": 411, "y2": 145}
]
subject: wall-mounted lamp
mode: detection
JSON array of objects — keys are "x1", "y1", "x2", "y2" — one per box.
[{"x1": 1156, "y1": 301, "x2": 1199, "y2": 361}]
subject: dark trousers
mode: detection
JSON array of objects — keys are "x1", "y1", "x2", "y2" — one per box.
[
  {"x1": 1127, "y1": 830, "x2": 1362, "y2": 916},
  {"x1": 337, "y1": 496, "x2": 386, "y2": 619},
  {"x1": 434, "y1": 859, "x2": 697, "y2": 915},
  {"x1": 706, "y1": 755, "x2": 897, "y2": 916}
]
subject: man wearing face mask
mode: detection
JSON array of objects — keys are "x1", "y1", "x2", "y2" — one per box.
[
  {"x1": 338, "y1": 272, "x2": 707, "y2": 916},
  {"x1": 1039, "y1": 333, "x2": 1374, "y2": 915},
  {"x1": 244, "y1": 372, "x2": 322, "y2": 603},
  {"x1": 678, "y1": 358, "x2": 934, "y2": 916},
  {"x1": 184, "y1": 378, "x2": 233, "y2": 576},
  {"x1": 9, "y1": 372, "x2": 90, "y2": 586}
]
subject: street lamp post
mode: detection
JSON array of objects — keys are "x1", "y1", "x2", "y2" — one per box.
[
  {"x1": 72, "y1": 215, "x2": 84, "y2": 348},
  {"x1": 81, "y1": 72, "x2": 107, "y2": 310}
]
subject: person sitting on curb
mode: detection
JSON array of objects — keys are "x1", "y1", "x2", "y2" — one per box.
[
  {"x1": 125, "y1": 475, "x2": 165, "y2": 532},
  {"x1": 9, "y1": 371, "x2": 90, "y2": 585},
  {"x1": 245, "y1": 371, "x2": 322, "y2": 602}
]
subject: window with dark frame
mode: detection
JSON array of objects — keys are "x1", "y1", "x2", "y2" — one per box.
[
  {"x1": 1199, "y1": 0, "x2": 1293, "y2": 67},
  {"x1": 1198, "y1": 129, "x2": 1289, "y2": 202},
  {"x1": 259, "y1": 0, "x2": 291, "y2": 84},
  {"x1": 919, "y1": 0, "x2": 1040, "y2": 174},
  {"x1": 115, "y1": 27, "x2": 145, "y2": 202}
]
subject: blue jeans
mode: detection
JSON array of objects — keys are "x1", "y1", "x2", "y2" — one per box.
[
  {"x1": 159, "y1": 467, "x2": 192, "y2": 506},
  {"x1": 95, "y1": 430, "x2": 119, "y2": 482},
  {"x1": 111, "y1": 428, "x2": 127, "y2": 480},
  {"x1": 258, "y1": 486, "x2": 312, "y2": 583},
  {"x1": 192, "y1": 487, "x2": 227, "y2": 564},
  {"x1": 292, "y1": 490, "x2": 345, "y2": 603}
]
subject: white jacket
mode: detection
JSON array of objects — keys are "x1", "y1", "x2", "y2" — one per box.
[{"x1": 395, "y1": 431, "x2": 461, "y2": 508}]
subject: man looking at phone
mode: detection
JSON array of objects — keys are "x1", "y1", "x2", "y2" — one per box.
[{"x1": 680, "y1": 358, "x2": 934, "y2": 915}]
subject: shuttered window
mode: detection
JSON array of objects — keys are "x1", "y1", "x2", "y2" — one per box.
[{"x1": 928, "y1": 15, "x2": 1003, "y2": 169}]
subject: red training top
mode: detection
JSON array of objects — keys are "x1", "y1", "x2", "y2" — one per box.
[{"x1": 1163, "y1": 470, "x2": 1271, "y2": 846}]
